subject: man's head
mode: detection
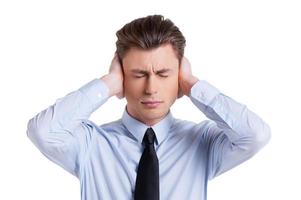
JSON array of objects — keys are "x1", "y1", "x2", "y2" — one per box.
[{"x1": 115, "y1": 15, "x2": 186, "y2": 126}]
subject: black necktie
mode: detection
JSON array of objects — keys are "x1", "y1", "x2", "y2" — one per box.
[{"x1": 134, "y1": 127, "x2": 159, "y2": 200}]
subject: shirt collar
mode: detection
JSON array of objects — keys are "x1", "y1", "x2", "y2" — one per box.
[{"x1": 121, "y1": 106, "x2": 174, "y2": 146}]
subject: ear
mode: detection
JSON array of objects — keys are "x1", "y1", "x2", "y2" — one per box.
[
  {"x1": 177, "y1": 83, "x2": 184, "y2": 99},
  {"x1": 177, "y1": 61, "x2": 184, "y2": 99}
]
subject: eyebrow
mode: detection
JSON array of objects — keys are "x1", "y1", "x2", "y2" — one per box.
[{"x1": 130, "y1": 68, "x2": 172, "y2": 74}]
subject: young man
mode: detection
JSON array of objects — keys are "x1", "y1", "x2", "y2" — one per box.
[{"x1": 27, "y1": 15, "x2": 271, "y2": 200}]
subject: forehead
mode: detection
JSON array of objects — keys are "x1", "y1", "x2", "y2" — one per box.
[{"x1": 122, "y1": 44, "x2": 179, "y2": 70}]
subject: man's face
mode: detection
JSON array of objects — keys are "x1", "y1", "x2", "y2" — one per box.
[{"x1": 122, "y1": 43, "x2": 179, "y2": 126}]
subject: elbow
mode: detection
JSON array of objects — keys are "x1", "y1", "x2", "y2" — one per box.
[
  {"x1": 26, "y1": 117, "x2": 35, "y2": 140},
  {"x1": 26, "y1": 107, "x2": 54, "y2": 144},
  {"x1": 26, "y1": 115, "x2": 48, "y2": 148},
  {"x1": 26, "y1": 117, "x2": 40, "y2": 144},
  {"x1": 247, "y1": 123, "x2": 271, "y2": 155},
  {"x1": 256, "y1": 122, "x2": 271, "y2": 148}
]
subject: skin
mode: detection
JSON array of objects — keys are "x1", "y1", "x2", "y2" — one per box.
[{"x1": 101, "y1": 43, "x2": 199, "y2": 126}]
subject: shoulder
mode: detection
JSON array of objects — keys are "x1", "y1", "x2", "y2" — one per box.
[
  {"x1": 170, "y1": 117, "x2": 215, "y2": 137},
  {"x1": 79, "y1": 118, "x2": 124, "y2": 134},
  {"x1": 166, "y1": 118, "x2": 219, "y2": 148},
  {"x1": 99, "y1": 119, "x2": 125, "y2": 132},
  {"x1": 172, "y1": 117, "x2": 213, "y2": 130}
]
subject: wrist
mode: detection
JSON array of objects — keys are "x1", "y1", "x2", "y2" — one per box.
[
  {"x1": 183, "y1": 76, "x2": 199, "y2": 96},
  {"x1": 100, "y1": 74, "x2": 120, "y2": 97}
]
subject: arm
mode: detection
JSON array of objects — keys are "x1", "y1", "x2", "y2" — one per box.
[
  {"x1": 179, "y1": 57, "x2": 271, "y2": 180},
  {"x1": 26, "y1": 54, "x2": 124, "y2": 177}
]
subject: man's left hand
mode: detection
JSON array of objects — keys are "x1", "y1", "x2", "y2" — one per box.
[{"x1": 178, "y1": 56, "x2": 199, "y2": 98}]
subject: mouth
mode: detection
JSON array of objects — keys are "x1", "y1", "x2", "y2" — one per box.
[{"x1": 141, "y1": 100, "x2": 163, "y2": 108}]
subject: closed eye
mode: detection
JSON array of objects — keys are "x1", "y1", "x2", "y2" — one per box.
[
  {"x1": 132, "y1": 71, "x2": 148, "y2": 78},
  {"x1": 134, "y1": 74, "x2": 168, "y2": 78},
  {"x1": 156, "y1": 69, "x2": 171, "y2": 78},
  {"x1": 134, "y1": 75, "x2": 146, "y2": 78},
  {"x1": 158, "y1": 73, "x2": 168, "y2": 77},
  {"x1": 131, "y1": 68, "x2": 171, "y2": 78}
]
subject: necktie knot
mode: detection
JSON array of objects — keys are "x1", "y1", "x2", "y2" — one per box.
[{"x1": 143, "y1": 128, "x2": 156, "y2": 146}]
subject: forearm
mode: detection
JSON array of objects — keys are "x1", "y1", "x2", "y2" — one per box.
[
  {"x1": 189, "y1": 80, "x2": 271, "y2": 179},
  {"x1": 189, "y1": 80, "x2": 271, "y2": 147},
  {"x1": 27, "y1": 78, "x2": 109, "y2": 148}
]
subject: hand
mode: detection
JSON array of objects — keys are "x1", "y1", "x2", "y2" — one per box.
[
  {"x1": 101, "y1": 53, "x2": 124, "y2": 99},
  {"x1": 178, "y1": 56, "x2": 199, "y2": 98}
]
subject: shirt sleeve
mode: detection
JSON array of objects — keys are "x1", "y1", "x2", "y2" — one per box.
[
  {"x1": 189, "y1": 80, "x2": 271, "y2": 180},
  {"x1": 26, "y1": 78, "x2": 109, "y2": 177}
]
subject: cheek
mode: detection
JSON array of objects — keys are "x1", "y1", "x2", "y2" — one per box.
[
  {"x1": 167, "y1": 76, "x2": 179, "y2": 90},
  {"x1": 162, "y1": 78, "x2": 179, "y2": 99},
  {"x1": 124, "y1": 79, "x2": 143, "y2": 97}
]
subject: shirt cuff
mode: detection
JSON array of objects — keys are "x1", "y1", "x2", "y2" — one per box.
[
  {"x1": 189, "y1": 80, "x2": 220, "y2": 106},
  {"x1": 79, "y1": 78, "x2": 110, "y2": 110}
]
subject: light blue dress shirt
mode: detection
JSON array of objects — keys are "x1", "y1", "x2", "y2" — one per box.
[{"x1": 27, "y1": 78, "x2": 271, "y2": 200}]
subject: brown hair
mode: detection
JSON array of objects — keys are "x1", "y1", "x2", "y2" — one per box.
[{"x1": 115, "y1": 14, "x2": 186, "y2": 65}]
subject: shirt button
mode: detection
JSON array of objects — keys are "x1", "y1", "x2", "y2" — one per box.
[{"x1": 97, "y1": 93, "x2": 102, "y2": 98}]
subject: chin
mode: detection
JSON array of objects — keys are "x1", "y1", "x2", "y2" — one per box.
[{"x1": 141, "y1": 109, "x2": 167, "y2": 120}]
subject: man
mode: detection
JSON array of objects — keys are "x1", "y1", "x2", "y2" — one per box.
[{"x1": 27, "y1": 15, "x2": 271, "y2": 200}]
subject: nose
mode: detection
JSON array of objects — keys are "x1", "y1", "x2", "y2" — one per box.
[{"x1": 144, "y1": 75, "x2": 158, "y2": 95}]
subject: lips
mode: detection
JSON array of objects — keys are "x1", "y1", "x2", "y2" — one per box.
[
  {"x1": 141, "y1": 100, "x2": 163, "y2": 108},
  {"x1": 141, "y1": 101, "x2": 163, "y2": 104}
]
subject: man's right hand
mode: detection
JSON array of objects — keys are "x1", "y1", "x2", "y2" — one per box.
[{"x1": 100, "y1": 53, "x2": 124, "y2": 99}]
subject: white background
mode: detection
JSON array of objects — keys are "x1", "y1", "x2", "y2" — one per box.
[{"x1": 1, "y1": 0, "x2": 300, "y2": 199}]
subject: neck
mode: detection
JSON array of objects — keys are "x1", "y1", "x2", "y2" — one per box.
[{"x1": 126, "y1": 106, "x2": 168, "y2": 126}]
